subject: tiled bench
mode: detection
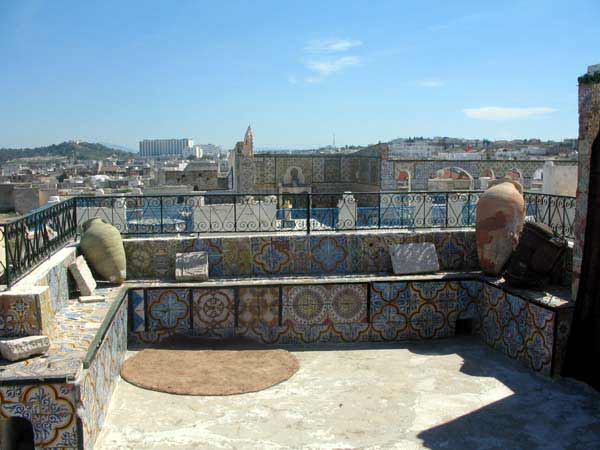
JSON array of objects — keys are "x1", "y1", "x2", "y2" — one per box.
[
  {"x1": 0, "y1": 285, "x2": 128, "y2": 450},
  {"x1": 125, "y1": 272, "x2": 573, "y2": 377}
]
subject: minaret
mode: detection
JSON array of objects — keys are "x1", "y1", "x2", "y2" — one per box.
[{"x1": 242, "y1": 125, "x2": 254, "y2": 157}]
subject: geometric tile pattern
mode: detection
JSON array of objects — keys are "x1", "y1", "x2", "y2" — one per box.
[
  {"x1": 147, "y1": 288, "x2": 190, "y2": 331},
  {"x1": 123, "y1": 230, "x2": 479, "y2": 280},
  {"x1": 0, "y1": 294, "x2": 41, "y2": 337},
  {"x1": 129, "y1": 289, "x2": 145, "y2": 332},
  {"x1": 192, "y1": 288, "x2": 235, "y2": 336},
  {"x1": 479, "y1": 283, "x2": 555, "y2": 376},
  {"x1": 282, "y1": 284, "x2": 367, "y2": 326},
  {"x1": 237, "y1": 287, "x2": 281, "y2": 343}
]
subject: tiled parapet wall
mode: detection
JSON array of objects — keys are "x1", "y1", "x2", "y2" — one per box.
[
  {"x1": 127, "y1": 280, "x2": 481, "y2": 346},
  {"x1": 127, "y1": 276, "x2": 572, "y2": 377},
  {"x1": 573, "y1": 71, "x2": 600, "y2": 298},
  {"x1": 124, "y1": 230, "x2": 479, "y2": 280}
]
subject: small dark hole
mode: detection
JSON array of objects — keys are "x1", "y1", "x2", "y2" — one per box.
[
  {"x1": 455, "y1": 318, "x2": 476, "y2": 336},
  {"x1": 0, "y1": 417, "x2": 35, "y2": 450}
]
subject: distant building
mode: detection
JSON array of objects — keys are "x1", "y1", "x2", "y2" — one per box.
[{"x1": 139, "y1": 138, "x2": 194, "y2": 158}]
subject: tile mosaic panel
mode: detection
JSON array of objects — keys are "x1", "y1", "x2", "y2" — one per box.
[
  {"x1": 0, "y1": 383, "x2": 79, "y2": 449},
  {"x1": 479, "y1": 284, "x2": 555, "y2": 375},
  {"x1": 282, "y1": 284, "x2": 367, "y2": 327},
  {"x1": 370, "y1": 281, "x2": 459, "y2": 339},
  {"x1": 252, "y1": 237, "x2": 292, "y2": 275},
  {"x1": 147, "y1": 288, "x2": 190, "y2": 331},
  {"x1": 192, "y1": 288, "x2": 235, "y2": 335},
  {"x1": 80, "y1": 299, "x2": 127, "y2": 450}
]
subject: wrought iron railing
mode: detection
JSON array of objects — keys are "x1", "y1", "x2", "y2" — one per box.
[
  {"x1": 0, "y1": 190, "x2": 575, "y2": 288},
  {"x1": 73, "y1": 191, "x2": 574, "y2": 238},
  {"x1": 0, "y1": 199, "x2": 77, "y2": 287}
]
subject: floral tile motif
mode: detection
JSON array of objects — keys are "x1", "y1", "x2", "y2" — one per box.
[
  {"x1": 192, "y1": 288, "x2": 234, "y2": 334},
  {"x1": 328, "y1": 284, "x2": 367, "y2": 323},
  {"x1": 283, "y1": 285, "x2": 328, "y2": 325},
  {"x1": 147, "y1": 288, "x2": 190, "y2": 331},
  {"x1": 252, "y1": 237, "x2": 292, "y2": 275},
  {"x1": 0, "y1": 294, "x2": 41, "y2": 337},
  {"x1": 129, "y1": 289, "x2": 145, "y2": 332},
  {"x1": 553, "y1": 308, "x2": 574, "y2": 376},
  {"x1": 360, "y1": 235, "x2": 390, "y2": 273},
  {"x1": 222, "y1": 238, "x2": 253, "y2": 276},
  {"x1": 287, "y1": 236, "x2": 311, "y2": 274},
  {"x1": 329, "y1": 323, "x2": 370, "y2": 343},
  {"x1": 310, "y1": 236, "x2": 348, "y2": 274},
  {"x1": 370, "y1": 282, "x2": 412, "y2": 323},
  {"x1": 0, "y1": 383, "x2": 78, "y2": 448},
  {"x1": 282, "y1": 284, "x2": 367, "y2": 326},
  {"x1": 238, "y1": 287, "x2": 279, "y2": 327}
]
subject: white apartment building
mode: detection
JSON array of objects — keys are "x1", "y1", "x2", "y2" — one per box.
[{"x1": 139, "y1": 138, "x2": 194, "y2": 158}]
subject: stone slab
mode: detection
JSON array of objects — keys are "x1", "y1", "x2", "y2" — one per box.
[
  {"x1": 175, "y1": 252, "x2": 209, "y2": 281},
  {"x1": 389, "y1": 243, "x2": 440, "y2": 275},
  {"x1": 69, "y1": 255, "x2": 97, "y2": 296},
  {"x1": 0, "y1": 335, "x2": 50, "y2": 361},
  {"x1": 79, "y1": 295, "x2": 106, "y2": 303}
]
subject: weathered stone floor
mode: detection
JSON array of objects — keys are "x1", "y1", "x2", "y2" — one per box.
[{"x1": 95, "y1": 337, "x2": 600, "y2": 450}]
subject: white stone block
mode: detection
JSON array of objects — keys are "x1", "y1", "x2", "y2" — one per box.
[
  {"x1": 389, "y1": 243, "x2": 440, "y2": 275},
  {"x1": 0, "y1": 335, "x2": 50, "y2": 361},
  {"x1": 78, "y1": 295, "x2": 106, "y2": 303},
  {"x1": 175, "y1": 252, "x2": 209, "y2": 281},
  {"x1": 69, "y1": 255, "x2": 97, "y2": 296}
]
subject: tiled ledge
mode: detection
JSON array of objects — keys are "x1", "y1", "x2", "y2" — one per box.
[{"x1": 0, "y1": 285, "x2": 127, "y2": 383}]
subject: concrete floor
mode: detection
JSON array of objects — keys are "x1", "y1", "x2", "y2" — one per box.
[{"x1": 95, "y1": 337, "x2": 600, "y2": 450}]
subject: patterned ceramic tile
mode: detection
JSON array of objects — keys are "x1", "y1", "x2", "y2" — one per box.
[
  {"x1": 252, "y1": 237, "x2": 292, "y2": 275},
  {"x1": 129, "y1": 289, "x2": 145, "y2": 332},
  {"x1": 310, "y1": 236, "x2": 348, "y2": 274},
  {"x1": 238, "y1": 287, "x2": 279, "y2": 327},
  {"x1": 0, "y1": 293, "x2": 42, "y2": 337},
  {"x1": 282, "y1": 285, "x2": 328, "y2": 325},
  {"x1": 328, "y1": 284, "x2": 367, "y2": 323},
  {"x1": 192, "y1": 288, "x2": 235, "y2": 335},
  {"x1": 222, "y1": 238, "x2": 253, "y2": 276},
  {"x1": 147, "y1": 288, "x2": 190, "y2": 331},
  {"x1": 0, "y1": 383, "x2": 78, "y2": 449}
]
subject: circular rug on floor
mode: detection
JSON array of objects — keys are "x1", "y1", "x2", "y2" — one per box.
[{"x1": 120, "y1": 336, "x2": 299, "y2": 396}]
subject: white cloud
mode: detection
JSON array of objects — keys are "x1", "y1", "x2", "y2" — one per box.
[
  {"x1": 306, "y1": 56, "x2": 361, "y2": 77},
  {"x1": 305, "y1": 39, "x2": 363, "y2": 53},
  {"x1": 462, "y1": 106, "x2": 558, "y2": 120},
  {"x1": 304, "y1": 76, "x2": 322, "y2": 84},
  {"x1": 418, "y1": 79, "x2": 445, "y2": 88}
]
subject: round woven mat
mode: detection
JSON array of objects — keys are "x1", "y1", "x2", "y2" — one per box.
[{"x1": 120, "y1": 336, "x2": 299, "y2": 396}]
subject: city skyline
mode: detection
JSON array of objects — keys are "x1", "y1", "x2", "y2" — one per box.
[{"x1": 1, "y1": 0, "x2": 599, "y2": 149}]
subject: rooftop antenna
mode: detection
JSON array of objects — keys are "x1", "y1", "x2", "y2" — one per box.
[{"x1": 333, "y1": 132, "x2": 336, "y2": 148}]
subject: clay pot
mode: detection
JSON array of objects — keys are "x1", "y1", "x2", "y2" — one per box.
[
  {"x1": 80, "y1": 218, "x2": 126, "y2": 283},
  {"x1": 476, "y1": 179, "x2": 525, "y2": 275}
]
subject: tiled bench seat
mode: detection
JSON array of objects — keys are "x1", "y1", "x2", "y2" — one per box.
[
  {"x1": 0, "y1": 285, "x2": 128, "y2": 450},
  {"x1": 124, "y1": 272, "x2": 574, "y2": 377}
]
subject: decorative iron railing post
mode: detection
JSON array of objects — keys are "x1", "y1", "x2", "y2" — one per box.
[
  {"x1": 445, "y1": 192, "x2": 449, "y2": 228},
  {"x1": 378, "y1": 192, "x2": 381, "y2": 229},
  {"x1": 159, "y1": 196, "x2": 164, "y2": 234},
  {"x1": 306, "y1": 192, "x2": 311, "y2": 235},
  {"x1": 234, "y1": 194, "x2": 237, "y2": 232}
]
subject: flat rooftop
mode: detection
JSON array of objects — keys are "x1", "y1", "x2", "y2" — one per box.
[{"x1": 95, "y1": 337, "x2": 600, "y2": 450}]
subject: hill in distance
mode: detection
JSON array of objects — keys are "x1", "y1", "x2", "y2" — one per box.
[{"x1": 0, "y1": 141, "x2": 134, "y2": 163}]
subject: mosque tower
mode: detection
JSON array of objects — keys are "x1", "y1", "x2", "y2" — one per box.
[{"x1": 242, "y1": 125, "x2": 254, "y2": 157}]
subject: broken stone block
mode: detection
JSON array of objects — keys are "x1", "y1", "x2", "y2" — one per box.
[
  {"x1": 78, "y1": 295, "x2": 106, "y2": 303},
  {"x1": 69, "y1": 255, "x2": 97, "y2": 296},
  {"x1": 389, "y1": 243, "x2": 440, "y2": 275},
  {"x1": 175, "y1": 252, "x2": 209, "y2": 281},
  {"x1": 0, "y1": 335, "x2": 50, "y2": 361}
]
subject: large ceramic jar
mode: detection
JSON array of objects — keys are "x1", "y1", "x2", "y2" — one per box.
[
  {"x1": 476, "y1": 179, "x2": 525, "y2": 275},
  {"x1": 80, "y1": 218, "x2": 126, "y2": 283}
]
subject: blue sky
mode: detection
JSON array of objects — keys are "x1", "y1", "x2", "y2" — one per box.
[{"x1": 1, "y1": 0, "x2": 599, "y2": 150}]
